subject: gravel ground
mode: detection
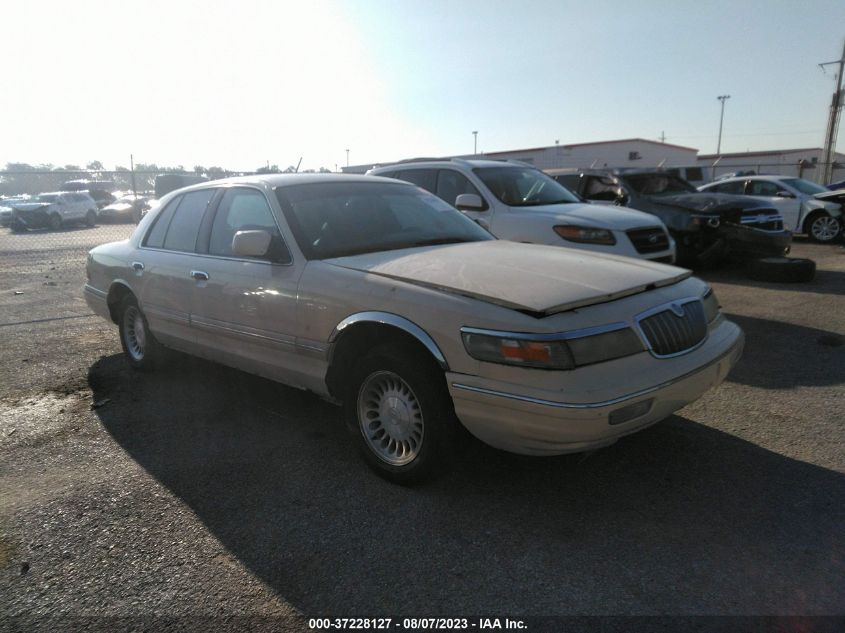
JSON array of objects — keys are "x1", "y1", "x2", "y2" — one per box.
[{"x1": 0, "y1": 225, "x2": 843, "y2": 630}]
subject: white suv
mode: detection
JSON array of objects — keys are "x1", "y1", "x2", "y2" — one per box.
[
  {"x1": 9, "y1": 192, "x2": 98, "y2": 231},
  {"x1": 368, "y1": 159, "x2": 676, "y2": 263}
]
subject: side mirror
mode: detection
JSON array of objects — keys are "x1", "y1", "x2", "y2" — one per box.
[
  {"x1": 455, "y1": 193, "x2": 484, "y2": 210},
  {"x1": 232, "y1": 230, "x2": 271, "y2": 258},
  {"x1": 775, "y1": 191, "x2": 795, "y2": 199}
]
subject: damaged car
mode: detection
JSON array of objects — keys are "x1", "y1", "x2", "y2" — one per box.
[
  {"x1": 10, "y1": 192, "x2": 99, "y2": 231},
  {"x1": 699, "y1": 175, "x2": 843, "y2": 243},
  {"x1": 549, "y1": 169, "x2": 791, "y2": 265},
  {"x1": 84, "y1": 175, "x2": 744, "y2": 483}
]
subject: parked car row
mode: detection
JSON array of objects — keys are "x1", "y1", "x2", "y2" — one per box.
[
  {"x1": 1, "y1": 190, "x2": 155, "y2": 231},
  {"x1": 85, "y1": 174, "x2": 745, "y2": 483}
]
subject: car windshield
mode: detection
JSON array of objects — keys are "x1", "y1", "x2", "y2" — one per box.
[
  {"x1": 275, "y1": 181, "x2": 493, "y2": 259},
  {"x1": 623, "y1": 173, "x2": 696, "y2": 195},
  {"x1": 36, "y1": 194, "x2": 59, "y2": 202},
  {"x1": 781, "y1": 178, "x2": 828, "y2": 195},
  {"x1": 472, "y1": 167, "x2": 581, "y2": 206}
]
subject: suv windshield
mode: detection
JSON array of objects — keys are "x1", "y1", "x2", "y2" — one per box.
[
  {"x1": 276, "y1": 181, "x2": 493, "y2": 259},
  {"x1": 781, "y1": 178, "x2": 828, "y2": 196},
  {"x1": 623, "y1": 173, "x2": 696, "y2": 195},
  {"x1": 473, "y1": 167, "x2": 580, "y2": 206}
]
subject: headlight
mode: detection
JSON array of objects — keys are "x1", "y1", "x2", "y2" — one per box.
[
  {"x1": 461, "y1": 326, "x2": 643, "y2": 371},
  {"x1": 702, "y1": 287, "x2": 720, "y2": 323},
  {"x1": 554, "y1": 225, "x2": 616, "y2": 245}
]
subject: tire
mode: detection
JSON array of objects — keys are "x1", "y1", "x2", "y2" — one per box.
[
  {"x1": 10, "y1": 222, "x2": 26, "y2": 233},
  {"x1": 48, "y1": 213, "x2": 62, "y2": 231},
  {"x1": 345, "y1": 344, "x2": 462, "y2": 484},
  {"x1": 804, "y1": 212, "x2": 841, "y2": 243},
  {"x1": 747, "y1": 257, "x2": 816, "y2": 283},
  {"x1": 85, "y1": 210, "x2": 97, "y2": 227},
  {"x1": 118, "y1": 295, "x2": 161, "y2": 370}
]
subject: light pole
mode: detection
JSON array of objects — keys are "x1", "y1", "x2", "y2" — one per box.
[
  {"x1": 472, "y1": 131, "x2": 478, "y2": 155},
  {"x1": 716, "y1": 95, "x2": 731, "y2": 155},
  {"x1": 345, "y1": 149, "x2": 350, "y2": 168}
]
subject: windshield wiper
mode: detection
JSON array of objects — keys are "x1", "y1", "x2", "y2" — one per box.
[{"x1": 403, "y1": 237, "x2": 477, "y2": 247}]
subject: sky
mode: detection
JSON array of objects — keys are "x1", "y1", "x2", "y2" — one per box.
[{"x1": 1, "y1": 0, "x2": 844, "y2": 172}]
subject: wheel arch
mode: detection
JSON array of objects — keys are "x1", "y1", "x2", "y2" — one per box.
[
  {"x1": 106, "y1": 281, "x2": 135, "y2": 323},
  {"x1": 325, "y1": 312, "x2": 449, "y2": 401}
]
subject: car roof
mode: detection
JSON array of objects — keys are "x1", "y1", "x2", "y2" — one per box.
[{"x1": 371, "y1": 158, "x2": 533, "y2": 171}]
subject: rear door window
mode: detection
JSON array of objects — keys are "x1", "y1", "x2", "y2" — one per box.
[
  {"x1": 394, "y1": 169, "x2": 437, "y2": 193},
  {"x1": 155, "y1": 189, "x2": 216, "y2": 252}
]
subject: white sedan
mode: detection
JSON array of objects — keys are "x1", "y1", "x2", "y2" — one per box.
[
  {"x1": 84, "y1": 174, "x2": 744, "y2": 483},
  {"x1": 700, "y1": 175, "x2": 842, "y2": 243}
]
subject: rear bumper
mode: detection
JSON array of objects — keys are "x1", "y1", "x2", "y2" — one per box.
[
  {"x1": 447, "y1": 322, "x2": 744, "y2": 455},
  {"x1": 84, "y1": 284, "x2": 112, "y2": 321}
]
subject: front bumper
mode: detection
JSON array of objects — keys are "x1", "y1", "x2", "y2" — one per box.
[
  {"x1": 447, "y1": 321, "x2": 744, "y2": 455},
  {"x1": 10, "y1": 210, "x2": 50, "y2": 229}
]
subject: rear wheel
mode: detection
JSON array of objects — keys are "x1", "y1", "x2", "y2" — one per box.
[
  {"x1": 118, "y1": 295, "x2": 161, "y2": 370},
  {"x1": 48, "y1": 213, "x2": 62, "y2": 231},
  {"x1": 345, "y1": 345, "x2": 462, "y2": 484},
  {"x1": 805, "y1": 212, "x2": 841, "y2": 243},
  {"x1": 85, "y1": 210, "x2": 97, "y2": 227}
]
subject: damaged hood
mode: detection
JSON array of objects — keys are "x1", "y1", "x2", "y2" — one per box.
[
  {"x1": 326, "y1": 240, "x2": 690, "y2": 315},
  {"x1": 651, "y1": 192, "x2": 775, "y2": 215},
  {"x1": 10, "y1": 202, "x2": 52, "y2": 213}
]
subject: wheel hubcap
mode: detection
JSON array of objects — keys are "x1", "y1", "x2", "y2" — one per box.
[
  {"x1": 811, "y1": 216, "x2": 839, "y2": 241},
  {"x1": 357, "y1": 371, "x2": 424, "y2": 466},
  {"x1": 123, "y1": 306, "x2": 146, "y2": 361}
]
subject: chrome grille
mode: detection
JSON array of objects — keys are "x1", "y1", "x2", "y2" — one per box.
[
  {"x1": 638, "y1": 299, "x2": 707, "y2": 357},
  {"x1": 626, "y1": 227, "x2": 670, "y2": 254}
]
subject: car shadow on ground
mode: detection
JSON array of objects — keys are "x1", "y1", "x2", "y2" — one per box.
[
  {"x1": 88, "y1": 352, "x2": 845, "y2": 614},
  {"x1": 724, "y1": 313, "x2": 844, "y2": 389}
]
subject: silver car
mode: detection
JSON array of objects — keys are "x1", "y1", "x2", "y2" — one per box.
[{"x1": 84, "y1": 175, "x2": 744, "y2": 483}]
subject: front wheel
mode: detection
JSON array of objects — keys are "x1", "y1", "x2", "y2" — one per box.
[
  {"x1": 48, "y1": 213, "x2": 62, "y2": 231},
  {"x1": 118, "y1": 296, "x2": 161, "y2": 370},
  {"x1": 85, "y1": 210, "x2": 97, "y2": 227},
  {"x1": 805, "y1": 212, "x2": 841, "y2": 243},
  {"x1": 346, "y1": 345, "x2": 463, "y2": 484}
]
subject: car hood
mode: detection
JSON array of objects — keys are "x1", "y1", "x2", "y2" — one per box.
[
  {"x1": 650, "y1": 192, "x2": 774, "y2": 214},
  {"x1": 10, "y1": 202, "x2": 51, "y2": 212},
  {"x1": 325, "y1": 240, "x2": 690, "y2": 315},
  {"x1": 518, "y1": 202, "x2": 662, "y2": 230},
  {"x1": 814, "y1": 189, "x2": 845, "y2": 204}
]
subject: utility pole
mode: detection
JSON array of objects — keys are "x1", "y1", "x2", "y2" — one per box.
[
  {"x1": 130, "y1": 154, "x2": 137, "y2": 197},
  {"x1": 345, "y1": 149, "x2": 350, "y2": 168},
  {"x1": 819, "y1": 39, "x2": 845, "y2": 184},
  {"x1": 716, "y1": 95, "x2": 730, "y2": 155},
  {"x1": 472, "y1": 131, "x2": 478, "y2": 155},
  {"x1": 659, "y1": 131, "x2": 666, "y2": 143}
]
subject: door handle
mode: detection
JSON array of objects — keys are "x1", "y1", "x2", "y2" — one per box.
[
  {"x1": 190, "y1": 270, "x2": 209, "y2": 281},
  {"x1": 131, "y1": 261, "x2": 144, "y2": 271}
]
